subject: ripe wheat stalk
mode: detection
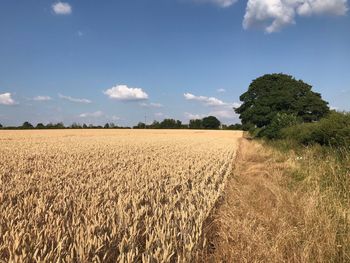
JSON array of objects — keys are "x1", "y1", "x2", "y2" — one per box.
[{"x1": 0, "y1": 129, "x2": 241, "y2": 262}]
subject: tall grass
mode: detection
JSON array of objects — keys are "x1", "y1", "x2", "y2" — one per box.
[
  {"x1": 200, "y1": 139, "x2": 350, "y2": 262},
  {"x1": 269, "y1": 140, "x2": 350, "y2": 262}
]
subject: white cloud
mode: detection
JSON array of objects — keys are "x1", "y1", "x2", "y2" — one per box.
[
  {"x1": 155, "y1": 112, "x2": 164, "y2": 117},
  {"x1": 104, "y1": 85, "x2": 148, "y2": 101},
  {"x1": 195, "y1": 0, "x2": 238, "y2": 7},
  {"x1": 110, "y1": 115, "x2": 121, "y2": 121},
  {"x1": 184, "y1": 112, "x2": 206, "y2": 119},
  {"x1": 150, "y1": 102, "x2": 163, "y2": 107},
  {"x1": 33, "y1": 96, "x2": 52, "y2": 101},
  {"x1": 184, "y1": 93, "x2": 227, "y2": 106},
  {"x1": 79, "y1": 111, "x2": 103, "y2": 118},
  {"x1": 58, "y1": 94, "x2": 91, "y2": 104},
  {"x1": 0, "y1": 93, "x2": 16, "y2": 105},
  {"x1": 52, "y1": 2, "x2": 72, "y2": 15},
  {"x1": 209, "y1": 110, "x2": 237, "y2": 119},
  {"x1": 330, "y1": 105, "x2": 339, "y2": 110},
  {"x1": 140, "y1": 102, "x2": 163, "y2": 108},
  {"x1": 185, "y1": 110, "x2": 237, "y2": 120},
  {"x1": 243, "y1": 0, "x2": 348, "y2": 33},
  {"x1": 217, "y1": 88, "x2": 226, "y2": 93}
]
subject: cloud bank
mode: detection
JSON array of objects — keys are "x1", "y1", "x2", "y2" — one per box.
[
  {"x1": 192, "y1": 0, "x2": 348, "y2": 32},
  {"x1": 0, "y1": 93, "x2": 16, "y2": 105},
  {"x1": 52, "y1": 2, "x2": 72, "y2": 15},
  {"x1": 104, "y1": 85, "x2": 149, "y2": 101},
  {"x1": 243, "y1": 0, "x2": 348, "y2": 33}
]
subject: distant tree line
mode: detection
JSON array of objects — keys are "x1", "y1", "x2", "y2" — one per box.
[
  {"x1": 133, "y1": 116, "x2": 242, "y2": 130},
  {"x1": 0, "y1": 122, "x2": 131, "y2": 130},
  {"x1": 0, "y1": 116, "x2": 243, "y2": 131}
]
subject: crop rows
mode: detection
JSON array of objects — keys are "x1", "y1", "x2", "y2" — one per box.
[{"x1": 0, "y1": 130, "x2": 240, "y2": 262}]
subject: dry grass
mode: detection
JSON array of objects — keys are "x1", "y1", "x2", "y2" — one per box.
[
  {"x1": 200, "y1": 139, "x2": 350, "y2": 263},
  {"x1": 0, "y1": 129, "x2": 241, "y2": 262}
]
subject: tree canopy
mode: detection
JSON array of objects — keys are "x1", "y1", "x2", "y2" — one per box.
[
  {"x1": 202, "y1": 116, "x2": 221, "y2": 129},
  {"x1": 22, "y1": 121, "x2": 34, "y2": 129},
  {"x1": 189, "y1": 119, "x2": 203, "y2": 129},
  {"x1": 235, "y1": 74, "x2": 330, "y2": 129}
]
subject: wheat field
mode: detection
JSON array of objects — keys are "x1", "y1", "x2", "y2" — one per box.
[{"x1": 0, "y1": 129, "x2": 241, "y2": 262}]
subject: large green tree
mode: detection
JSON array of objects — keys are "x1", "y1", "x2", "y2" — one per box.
[
  {"x1": 202, "y1": 116, "x2": 221, "y2": 129},
  {"x1": 235, "y1": 74, "x2": 330, "y2": 128}
]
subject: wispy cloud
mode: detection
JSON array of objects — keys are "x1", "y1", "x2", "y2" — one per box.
[
  {"x1": 184, "y1": 93, "x2": 227, "y2": 106},
  {"x1": 79, "y1": 111, "x2": 103, "y2": 118},
  {"x1": 110, "y1": 115, "x2": 120, "y2": 121},
  {"x1": 52, "y1": 2, "x2": 72, "y2": 15},
  {"x1": 209, "y1": 110, "x2": 236, "y2": 119},
  {"x1": 140, "y1": 102, "x2": 163, "y2": 108},
  {"x1": 104, "y1": 85, "x2": 148, "y2": 101},
  {"x1": 58, "y1": 94, "x2": 91, "y2": 104},
  {"x1": 194, "y1": 0, "x2": 238, "y2": 8},
  {"x1": 217, "y1": 88, "x2": 226, "y2": 93},
  {"x1": 0, "y1": 93, "x2": 16, "y2": 105},
  {"x1": 33, "y1": 96, "x2": 52, "y2": 101},
  {"x1": 184, "y1": 110, "x2": 237, "y2": 120},
  {"x1": 154, "y1": 112, "x2": 164, "y2": 117},
  {"x1": 184, "y1": 112, "x2": 206, "y2": 119},
  {"x1": 244, "y1": 0, "x2": 349, "y2": 33}
]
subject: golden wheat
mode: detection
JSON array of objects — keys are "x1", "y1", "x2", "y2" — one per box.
[{"x1": 0, "y1": 129, "x2": 241, "y2": 262}]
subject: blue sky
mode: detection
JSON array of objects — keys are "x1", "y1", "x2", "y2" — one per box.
[{"x1": 0, "y1": 0, "x2": 349, "y2": 126}]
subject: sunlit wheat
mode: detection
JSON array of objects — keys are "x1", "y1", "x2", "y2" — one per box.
[{"x1": 0, "y1": 129, "x2": 241, "y2": 262}]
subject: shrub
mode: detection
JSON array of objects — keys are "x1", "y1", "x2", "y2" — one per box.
[
  {"x1": 282, "y1": 111, "x2": 350, "y2": 147},
  {"x1": 259, "y1": 113, "x2": 300, "y2": 139}
]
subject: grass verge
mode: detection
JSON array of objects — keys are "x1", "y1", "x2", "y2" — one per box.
[{"x1": 198, "y1": 139, "x2": 350, "y2": 262}]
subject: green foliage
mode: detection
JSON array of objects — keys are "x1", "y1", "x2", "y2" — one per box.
[
  {"x1": 36, "y1": 123, "x2": 45, "y2": 129},
  {"x1": 189, "y1": 119, "x2": 203, "y2": 129},
  {"x1": 22, "y1": 121, "x2": 34, "y2": 129},
  {"x1": 259, "y1": 113, "x2": 300, "y2": 139},
  {"x1": 133, "y1": 122, "x2": 146, "y2": 129},
  {"x1": 0, "y1": 123, "x2": 2, "y2": 128},
  {"x1": 146, "y1": 119, "x2": 183, "y2": 129},
  {"x1": 159, "y1": 119, "x2": 182, "y2": 129},
  {"x1": 202, "y1": 116, "x2": 221, "y2": 129},
  {"x1": 235, "y1": 73, "x2": 330, "y2": 128},
  {"x1": 71, "y1": 122, "x2": 82, "y2": 129},
  {"x1": 222, "y1": 124, "x2": 243, "y2": 130},
  {"x1": 46, "y1": 122, "x2": 65, "y2": 129},
  {"x1": 282, "y1": 111, "x2": 350, "y2": 147}
]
